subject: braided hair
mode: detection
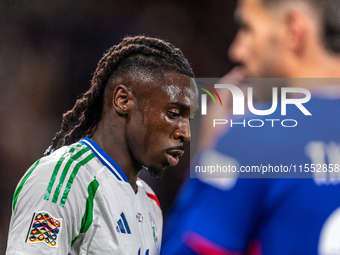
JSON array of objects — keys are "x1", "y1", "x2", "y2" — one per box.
[{"x1": 44, "y1": 35, "x2": 194, "y2": 155}]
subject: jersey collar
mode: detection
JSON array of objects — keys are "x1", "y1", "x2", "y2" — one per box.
[{"x1": 79, "y1": 137, "x2": 129, "y2": 183}]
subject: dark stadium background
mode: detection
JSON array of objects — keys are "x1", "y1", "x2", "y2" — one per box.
[{"x1": 0, "y1": 0, "x2": 237, "y2": 252}]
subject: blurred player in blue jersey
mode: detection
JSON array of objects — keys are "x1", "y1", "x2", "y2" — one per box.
[
  {"x1": 7, "y1": 36, "x2": 199, "y2": 255},
  {"x1": 161, "y1": 0, "x2": 340, "y2": 254}
]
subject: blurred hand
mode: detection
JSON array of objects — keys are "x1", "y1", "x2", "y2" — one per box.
[{"x1": 198, "y1": 66, "x2": 246, "y2": 149}]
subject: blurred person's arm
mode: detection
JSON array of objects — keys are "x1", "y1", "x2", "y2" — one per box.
[{"x1": 161, "y1": 170, "x2": 264, "y2": 255}]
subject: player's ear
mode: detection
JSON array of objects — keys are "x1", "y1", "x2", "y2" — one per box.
[
  {"x1": 112, "y1": 84, "x2": 135, "y2": 115},
  {"x1": 283, "y1": 9, "x2": 308, "y2": 55}
]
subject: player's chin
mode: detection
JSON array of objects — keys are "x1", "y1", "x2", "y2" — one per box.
[
  {"x1": 146, "y1": 165, "x2": 166, "y2": 178},
  {"x1": 144, "y1": 160, "x2": 170, "y2": 178}
]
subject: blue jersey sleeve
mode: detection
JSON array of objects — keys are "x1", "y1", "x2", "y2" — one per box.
[{"x1": 161, "y1": 176, "x2": 266, "y2": 254}]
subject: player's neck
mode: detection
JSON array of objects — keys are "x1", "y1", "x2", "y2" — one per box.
[
  {"x1": 290, "y1": 49, "x2": 340, "y2": 78},
  {"x1": 91, "y1": 122, "x2": 141, "y2": 194}
]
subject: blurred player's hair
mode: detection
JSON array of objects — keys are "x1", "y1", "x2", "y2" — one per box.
[
  {"x1": 45, "y1": 35, "x2": 194, "y2": 155},
  {"x1": 262, "y1": 0, "x2": 340, "y2": 54}
]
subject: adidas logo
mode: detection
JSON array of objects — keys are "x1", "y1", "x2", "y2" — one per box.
[{"x1": 116, "y1": 212, "x2": 131, "y2": 234}]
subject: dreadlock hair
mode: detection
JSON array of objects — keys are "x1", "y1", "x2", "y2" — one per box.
[{"x1": 44, "y1": 35, "x2": 194, "y2": 156}]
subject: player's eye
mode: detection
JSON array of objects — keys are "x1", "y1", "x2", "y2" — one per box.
[{"x1": 168, "y1": 111, "x2": 180, "y2": 119}]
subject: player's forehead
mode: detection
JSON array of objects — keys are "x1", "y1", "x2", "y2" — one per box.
[
  {"x1": 162, "y1": 73, "x2": 198, "y2": 110},
  {"x1": 133, "y1": 72, "x2": 198, "y2": 117},
  {"x1": 163, "y1": 73, "x2": 191, "y2": 98}
]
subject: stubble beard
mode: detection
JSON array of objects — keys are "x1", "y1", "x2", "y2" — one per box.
[{"x1": 143, "y1": 165, "x2": 165, "y2": 178}]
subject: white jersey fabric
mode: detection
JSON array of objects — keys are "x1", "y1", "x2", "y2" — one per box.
[{"x1": 7, "y1": 137, "x2": 163, "y2": 255}]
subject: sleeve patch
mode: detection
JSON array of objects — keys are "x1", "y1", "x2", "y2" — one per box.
[{"x1": 26, "y1": 211, "x2": 62, "y2": 247}]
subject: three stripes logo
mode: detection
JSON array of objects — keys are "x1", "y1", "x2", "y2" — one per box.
[
  {"x1": 197, "y1": 82, "x2": 223, "y2": 115},
  {"x1": 44, "y1": 143, "x2": 96, "y2": 207},
  {"x1": 116, "y1": 212, "x2": 131, "y2": 234}
]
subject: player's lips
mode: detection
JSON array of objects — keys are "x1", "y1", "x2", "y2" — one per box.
[{"x1": 166, "y1": 149, "x2": 184, "y2": 166}]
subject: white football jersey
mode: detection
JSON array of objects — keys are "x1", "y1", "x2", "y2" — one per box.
[{"x1": 7, "y1": 137, "x2": 162, "y2": 255}]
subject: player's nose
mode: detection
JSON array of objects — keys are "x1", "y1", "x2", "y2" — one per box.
[
  {"x1": 228, "y1": 32, "x2": 247, "y2": 65},
  {"x1": 173, "y1": 119, "x2": 190, "y2": 143}
]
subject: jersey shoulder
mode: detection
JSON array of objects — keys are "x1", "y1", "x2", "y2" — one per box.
[
  {"x1": 8, "y1": 142, "x2": 102, "y2": 254},
  {"x1": 13, "y1": 142, "x2": 100, "y2": 212},
  {"x1": 137, "y1": 178, "x2": 161, "y2": 211}
]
